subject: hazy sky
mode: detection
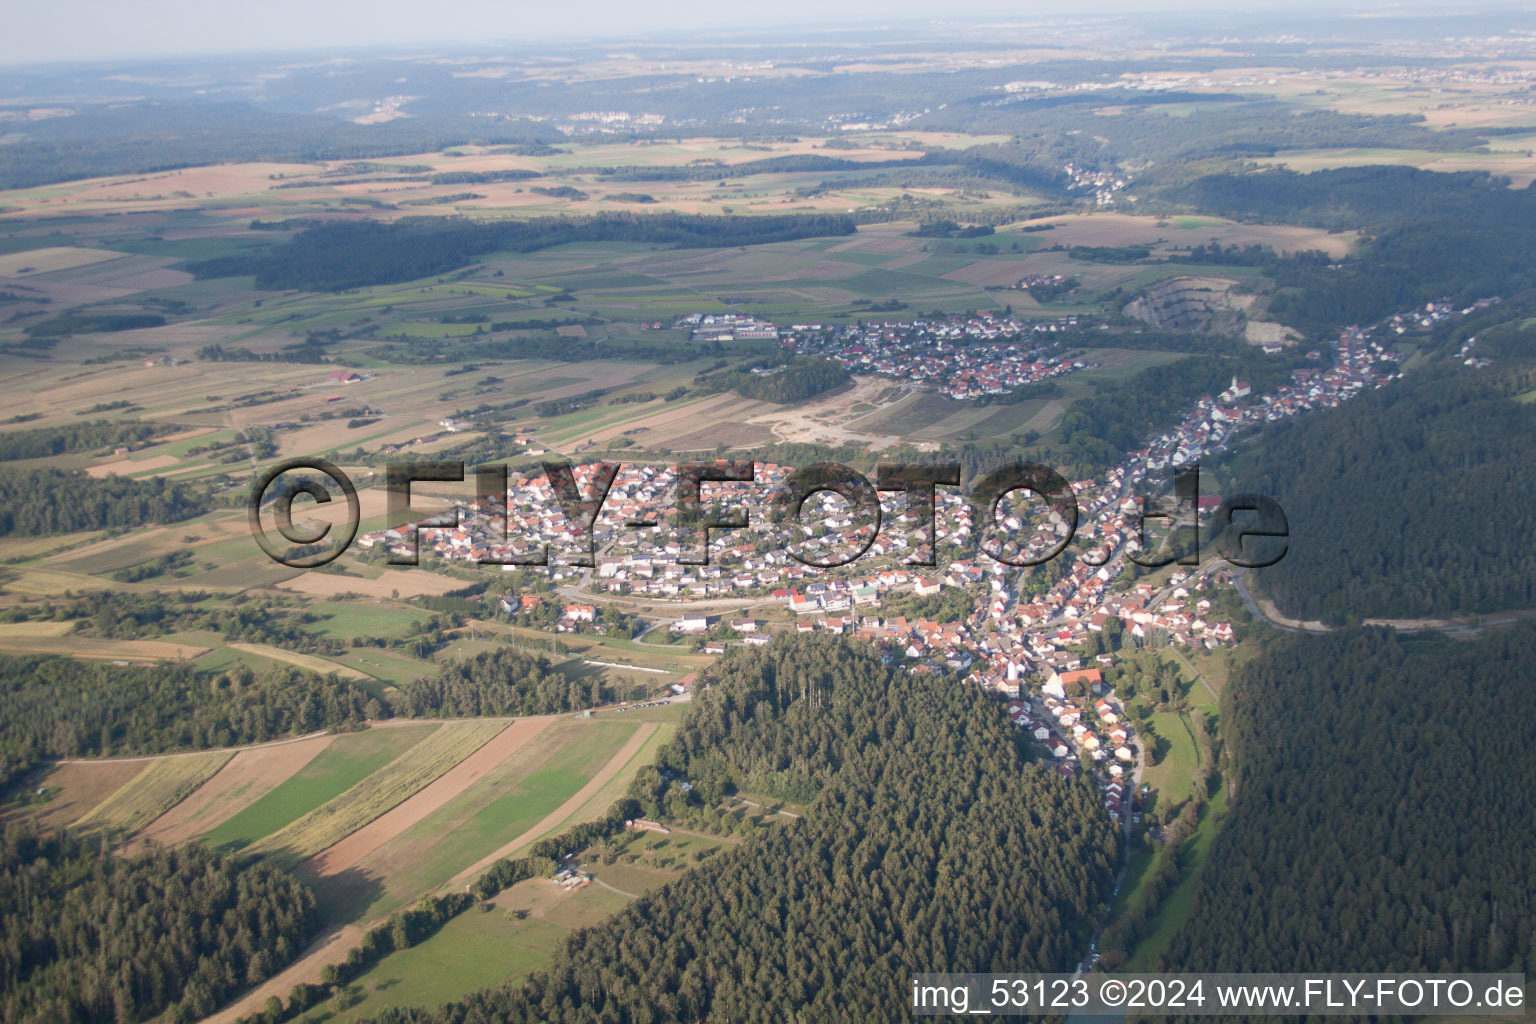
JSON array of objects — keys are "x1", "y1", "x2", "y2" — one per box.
[{"x1": 0, "y1": 0, "x2": 1431, "y2": 66}]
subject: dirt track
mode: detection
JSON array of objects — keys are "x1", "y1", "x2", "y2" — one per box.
[{"x1": 200, "y1": 923, "x2": 365, "y2": 1024}]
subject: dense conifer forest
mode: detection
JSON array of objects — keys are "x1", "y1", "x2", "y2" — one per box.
[
  {"x1": 362, "y1": 634, "x2": 1119, "y2": 1023},
  {"x1": 0, "y1": 468, "x2": 215, "y2": 536},
  {"x1": 1161, "y1": 625, "x2": 1536, "y2": 974},
  {"x1": 0, "y1": 827, "x2": 318, "y2": 1024},
  {"x1": 394, "y1": 647, "x2": 632, "y2": 716},
  {"x1": 1226, "y1": 362, "x2": 1536, "y2": 622}
]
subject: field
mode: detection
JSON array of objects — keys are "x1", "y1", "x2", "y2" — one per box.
[
  {"x1": 202, "y1": 726, "x2": 440, "y2": 850},
  {"x1": 301, "y1": 878, "x2": 632, "y2": 1023},
  {"x1": 301, "y1": 717, "x2": 554, "y2": 883},
  {"x1": 0, "y1": 246, "x2": 128, "y2": 276},
  {"x1": 5, "y1": 759, "x2": 148, "y2": 831},
  {"x1": 1142, "y1": 711, "x2": 1200, "y2": 813},
  {"x1": 319, "y1": 719, "x2": 668, "y2": 924},
  {"x1": 275, "y1": 570, "x2": 465, "y2": 600},
  {"x1": 0, "y1": 620, "x2": 75, "y2": 638},
  {"x1": 131, "y1": 734, "x2": 337, "y2": 848},
  {"x1": 440, "y1": 719, "x2": 670, "y2": 890},
  {"x1": 246, "y1": 720, "x2": 508, "y2": 866},
  {"x1": 71, "y1": 751, "x2": 234, "y2": 834},
  {"x1": 1123, "y1": 788, "x2": 1227, "y2": 971},
  {"x1": 225, "y1": 642, "x2": 374, "y2": 681},
  {"x1": 175, "y1": 711, "x2": 676, "y2": 1023},
  {"x1": 300, "y1": 820, "x2": 730, "y2": 1023}
]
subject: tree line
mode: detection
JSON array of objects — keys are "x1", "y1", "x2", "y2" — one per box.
[
  {"x1": 697, "y1": 356, "x2": 852, "y2": 404},
  {"x1": 0, "y1": 420, "x2": 174, "y2": 462},
  {"x1": 393, "y1": 647, "x2": 642, "y2": 717},
  {"x1": 0, "y1": 655, "x2": 378, "y2": 793}
]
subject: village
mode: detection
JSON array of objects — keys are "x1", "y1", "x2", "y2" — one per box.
[
  {"x1": 781, "y1": 312, "x2": 1091, "y2": 398},
  {"x1": 352, "y1": 295, "x2": 1474, "y2": 827}
]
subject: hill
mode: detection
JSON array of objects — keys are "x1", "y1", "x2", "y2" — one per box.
[
  {"x1": 1225, "y1": 361, "x2": 1536, "y2": 623},
  {"x1": 362, "y1": 634, "x2": 1120, "y2": 1023},
  {"x1": 1159, "y1": 624, "x2": 1536, "y2": 974}
]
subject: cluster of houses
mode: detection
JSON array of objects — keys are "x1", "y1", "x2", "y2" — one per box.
[
  {"x1": 1383, "y1": 296, "x2": 1498, "y2": 335},
  {"x1": 1062, "y1": 162, "x2": 1136, "y2": 206},
  {"x1": 779, "y1": 313, "x2": 1092, "y2": 398},
  {"x1": 355, "y1": 460, "x2": 986, "y2": 598}
]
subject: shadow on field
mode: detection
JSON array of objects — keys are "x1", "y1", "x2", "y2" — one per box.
[{"x1": 299, "y1": 863, "x2": 387, "y2": 927}]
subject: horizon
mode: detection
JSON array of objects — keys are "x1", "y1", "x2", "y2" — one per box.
[{"x1": 4, "y1": 0, "x2": 1533, "y2": 67}]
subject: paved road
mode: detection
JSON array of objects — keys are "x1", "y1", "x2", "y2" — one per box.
[{"x1": 1233, "y1": 572, "x2": 1302, "y2": 633}]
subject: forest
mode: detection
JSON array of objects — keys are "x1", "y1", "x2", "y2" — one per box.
[
  {"x1": 0, "y1": 467, "x2": 215, "y2": 536},
  {"x1": 1168, "y1": 167, "x2": 1536, "y2": 337},
  {"x1": 0, "y1": 420, "x2": 175, "y2": 462},
  {"x1": 1160, "y1": 625, "x2": 1536, "y2": 974},
  {"x1": 1226, "y1": 360, "x2": 1536, "y2": 622},
  {"x1": 362, "y1": 634, "x2": 1120, "y2": 1023},
  {"x1": 699, "y1": 356, "x2": 852, "y2": 404},
  {"x1": 393, "y1": 646, "x2": 639, "y2": 716},
  {"x1": 0, "y1": 827, "x2": 318, "y2": 1024},
  {"x1": 0, "y1": 655, "x2": 377, "y2": 792},
  {"x1": 189, "y1": 213, "x2": 858, "y2": 292}
]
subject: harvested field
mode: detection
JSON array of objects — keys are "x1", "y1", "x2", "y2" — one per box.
[
  {"x1": 658, "y1": 421, "x2": 776, "y2": 451},
  {"x1": 274, "y1": 569, "x2": 465, "y2": 599},
  {"x1": 302, "y1": 716, "x2": 554, "y2": 880},
  {"x1": 0, "y1": 247, "x2": 126, "y2": 276},
  {"x1": 0, "y1": 634, "x2": 210, "y2": 662},
  {"x1": 225, "y1": 642, "x2": 372, "y2": 680},
  {"x1": 73, "y1": 751, "x2": 234, "y2": 834},
  {"x1": 563, "y1": 395, "x2": 757, "y2": 448},
  {"x1": 246, "y1": 719, "x2": 508, "y2": 867},
  {"x1": 0, "y1": 620, "x2": 75, "y2": 638},
  {"x1": 941, "y1": 259, "x2": 1038, "y2": 286},
  {"x1": 131, "y1": 734, "x2": 336, "y2": 848},
  {"x1": 105, "y1": 267, "x2": 195, "y2": 291},
  {"x1": 744, "y1": 375, "x2": 921, "y2": 448},
  {"x1": 85, "y1": 453, "x2": 180, "y2": 478},
  {"x1": 9, "y1": 760, "x2": 146, "y2": 831}
]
